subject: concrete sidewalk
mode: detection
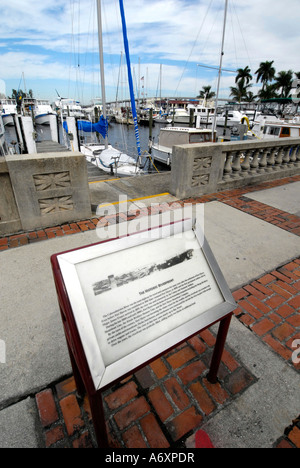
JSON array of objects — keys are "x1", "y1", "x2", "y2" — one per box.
[{"x1": 0, "y1": 176, "x2": 299, "y2": 448}]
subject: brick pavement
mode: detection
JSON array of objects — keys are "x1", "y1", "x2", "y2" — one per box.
[
  {"x1": 36, "y1": 328, "x2": 256, "y2": 448},
  {"x1": 2, "y1": 174, "x2": 299, "y2": 448},
  {"x1": 34, "y1": 257, "x2": 299, "y2": 448}
]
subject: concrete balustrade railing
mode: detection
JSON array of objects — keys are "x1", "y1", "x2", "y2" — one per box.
[
  {"x1": 170, "y1": 137, "x2": 300, "y2": 199},
  {"x1": 0, "y1": 152, "x2": 91, "y2": 236}
]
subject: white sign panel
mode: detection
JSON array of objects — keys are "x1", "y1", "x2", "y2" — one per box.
[{"x1": 57, "y1": 219, "x2": 236, "y2": 389}]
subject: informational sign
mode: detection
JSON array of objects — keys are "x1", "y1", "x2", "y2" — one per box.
[{"x1": 55, "y1": 218, "x2": 236, "y2": 389}]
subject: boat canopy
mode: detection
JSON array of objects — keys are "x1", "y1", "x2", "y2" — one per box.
[{"x1": 77, "y1": 116, "x2": 108, "y2": 138}]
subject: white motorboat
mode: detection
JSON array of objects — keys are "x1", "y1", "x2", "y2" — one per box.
[
  {"x1": 35, "y1": 100, "x2": 57, "y2": 125},
  {"x1": 216, "y1": 110, "x2": 247, "y2": 128},
  {"x1": 55, "y1": 98, "x2": 85, "y2": 118},
  {"x1": 81, "y1": 143, "x2": 144, "y2": 177},
  {"x1": 151, "y1": 126, "x2": 215, "y2": 166},
  {"x1": 187, "y1": 104, "x2": 216, "y2": 125},
  {"x1": 170, "y1": 108, "x2": 196, "y2": 125},
  {"x1": 0, "y1": 98, "x2": 17, "y2": 126},
  {"x1": 251, "y1": 118, "x2": 300, "y2": 140}
]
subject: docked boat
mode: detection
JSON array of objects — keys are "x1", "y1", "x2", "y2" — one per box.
[
  {"x1": 34, "y1": 100, "x2": 57, "y2": 125},
  {"x1": 216, "y1": 110, "x2": 247, "y2": 128},
  {"x1": 187, "y1": 104, "x2": 216, "y2": 125},
  {"x1": 151, "y1": 127, "x2": 216, "y2": 166},
  {"x1": 170, "y1": 108, "x2": 196, "y2": 125},
  {"x1": 0, "y1": 98, "x2": 17, "y2": 126},
  {"x1": 79, "y1": 1, "x2": 145, "y2": 177},
  {"x1": 115, "y1": 109, "x2": 134, "y2": 125},
  {"x1": 55, "y1": 98, "x2": 85, "y2": 118},
  {"x1": 80, "y1": 143, "x2": 144, "y2": 177},
  {"x1": 0, "y1": 115, "x2": 9, "y2": 155},
  {"x1": 251, "y1": 118, "x2": 300, "y2": 140}
]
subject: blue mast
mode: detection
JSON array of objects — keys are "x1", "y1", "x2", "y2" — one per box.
[{"x1": 119, "y1": 0, "x2": 142, "y2": 158}]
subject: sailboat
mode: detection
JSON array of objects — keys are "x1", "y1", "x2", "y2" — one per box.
[{"x1": 80, "y1": 0, "x2": 144, "y2": 177}]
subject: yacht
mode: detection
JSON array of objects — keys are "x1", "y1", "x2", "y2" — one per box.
[
  {"x1": 34, "y1": 100, "x2": 57, "y2": 125},
  {"x1": 187, "y1": 104, "x2": 216, "y2": 125},
  {"x1": 216, "y1": 110, "x2": 247, "y2": 128},
  {"x1": 151, "y1": 127, "x2": 215, "y2": 166},
  {"x1": 0, "y1": 98, "x2": 17, "y2": 126},
  {"x1": 251, "y1": 118, "x2": 300, "y2": 140},
  {"x1": 55, "y1": 98, "x2": 85, "y2": 118},
  {"x1": 170, "y1": 108, "x2": 196, "y2": 125}
]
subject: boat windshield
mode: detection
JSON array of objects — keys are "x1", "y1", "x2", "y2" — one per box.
[
  {"x1": 189, "y1": 133, "x2": 212, "y2": 143},
  {"x1": 263, "y1": 126, "x2": 280, "y2": 136}
]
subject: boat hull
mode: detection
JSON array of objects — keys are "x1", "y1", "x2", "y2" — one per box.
[
  {"x1": 2, "y1": 114, "x2": 15, "y2": 126},
  {"x1": 151, "y1": 145, "x2": 172, "y2": 166},
  {"x1": 35, "y1": 113, "x2": 56, "y2": 125}
]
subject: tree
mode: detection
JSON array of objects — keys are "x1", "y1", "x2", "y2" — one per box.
[
  {"x1": 229, "y1": 81, "x2": 252, "y2": 103},
  {"x1": 235, "y1": 66, "x2": 252, "y2": 87},
  {"x1": 255, "y1": 61, "x2": 276, "y2": 90},
  {"x1": 245, "y1": 91, "x2": 256, "y2": 102},
  {"x1": 257, "y1": 83, "x2": 278, "y2": 100},
  {"x1": 275, "y1": 70, "x2": 294, "y2": 97},
  {"x1": 197, "y1": 86, "x2": 216, "y2": 101}
]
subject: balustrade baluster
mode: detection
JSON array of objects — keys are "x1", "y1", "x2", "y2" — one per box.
[
  {"x1": 231, "y1": 150, "x2": 242, "y2": 178},
  {"x1": 274, "y1": 146, "x2": 284, "y2": 170},
  {"x1": 250, "y1": 149, "x2": 260, "y2": 173},
  {"x1": 266, "y1": 146, "x2": 277, "y2": 172},
  {"x1": 241, "y1": 149, "x2": 251, "y2": 174},
  {"x1": 282, "y1": 145, "x2": 291, "y2": 167},
  {"x1": 295, "y1": 145, "x2": 300, "y2": 166},
  {"x1": 258, "y1": 148, "x2": 269, "y2": 172},
  {"x1": 223, "y1": 151, "x2": 233, "y2": 180},
  {"x1": 289, "y1": 145, "x2": 298, "y2": 166}
]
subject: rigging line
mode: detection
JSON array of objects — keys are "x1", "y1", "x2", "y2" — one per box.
[
  {"x1": 82, "y1": 0, "x2": 95, "y2": 103},
  {"x1": 102, "y1": 0, "x2": 119, "y2": 97},
  {"x1": 174, "y1": 0, "x2": 214, "y2": 95},
  {"x1": 196, "y1": 2, "x2": 221, "y2": 62},
  {"x1": 68, "y1": 0, "x2": 78, "y2": 97},
  {"x1": 231, "y1": 0, "x2": 253, "y2": 70},
  {"x1": 228, "y1": 0, "x2": 238, "y2": 69}
]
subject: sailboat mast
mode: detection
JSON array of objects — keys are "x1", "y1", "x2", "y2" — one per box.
[
  {"x1": 119, "y1": 0, "x2": 142, "y2": 158},
  {"x1": 96, "y1": 0, "x2": 108, "y2": 149},
  {"x1": 212, "y1": 0, "x2": 228, "y2": 139}
]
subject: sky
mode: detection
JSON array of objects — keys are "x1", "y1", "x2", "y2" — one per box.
[{"x1": 1, "y1": 0, "x2": 300, "y2": 105}]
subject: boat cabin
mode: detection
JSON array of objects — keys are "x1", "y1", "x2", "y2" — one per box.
[
  {"x1": 158, "y1": 127, "x2": 214, "y2": 147},
  {"x1": 262, "y1": 121, "x2": 300, "y2": 139},
  {"x1": 0, "y1": 99, "x2": 17, "y2": 115},
  {"x1": 151, "y1": 127, "x2": 215, "y2": 166}
]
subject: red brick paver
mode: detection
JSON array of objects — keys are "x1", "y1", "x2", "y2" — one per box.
[
  {"x1": 233, "y1": 259, "x2": 300, "y2": 370},
  {"x1": 35, "y1": 327, "x2": 255, "y2": 448}
]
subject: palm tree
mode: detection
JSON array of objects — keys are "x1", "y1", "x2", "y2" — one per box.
[
  {"x1": 255, "y1": 61, "x2": 276, "y2": 90},
  {"x1": 275, "y1": 70, "x2": 294, "y2": 97},
  {"x1": 197, "y1": 86, "x2": 216, "y2": 101},
  {"x1": 230, "y1": 81, "x2": 252, "y2": 103},
  {"x1": 245, "y1": 91, "x2": 256, "y2": 102},
  {"x1": 235, "y1": 66, "x2": 252, "y2": 87},
  {"x1": 257, "y1": 83, "x2": 278, "y2": 100}
]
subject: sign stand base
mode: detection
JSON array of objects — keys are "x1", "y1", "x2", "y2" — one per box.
[{"x1": 60, "y1": 303, "x2": 232, "y2": 448}]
